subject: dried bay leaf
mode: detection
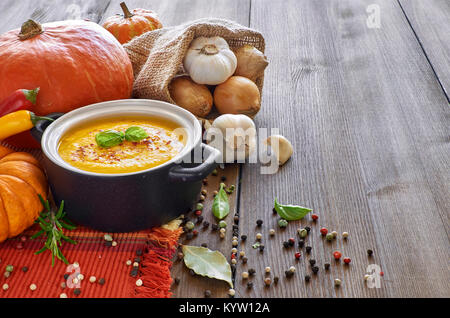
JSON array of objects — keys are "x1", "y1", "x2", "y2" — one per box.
[{"x1": 182, "y1": 245, "x2": 233, "y2": 288}]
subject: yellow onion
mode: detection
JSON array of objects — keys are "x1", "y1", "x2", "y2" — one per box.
[
  {"x1": 169, "y1": 76, "x2": 213, "y2": 117},
  {"x1": 213, "y1": 76, "x2": 261, "y2": 117},
  {"x1": 234, "y1": 45, "x2": 268, "y2": 82}
]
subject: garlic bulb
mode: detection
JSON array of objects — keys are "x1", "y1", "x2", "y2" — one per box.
[
  {"x1": 207, "y1": 114, "x2": 257, "y2": 163},
  {"x1": 183, "y1": 36, "x2": 237, "y2": 85},
  {"x1": 264, "y1": 135, "x2": 293, "y2": 166}
]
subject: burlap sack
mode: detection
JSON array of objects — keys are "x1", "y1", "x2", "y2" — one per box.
[{"x1": 124, "y1": 18, "x2": 265, "y2": 108}]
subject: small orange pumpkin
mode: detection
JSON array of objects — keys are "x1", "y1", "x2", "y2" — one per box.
[
  {"x1": 0, "y1": 145, "x2": 48, "y2": 243},
  {"x1": 103, "y1": 2, "x2": 163, "y2": 44}
]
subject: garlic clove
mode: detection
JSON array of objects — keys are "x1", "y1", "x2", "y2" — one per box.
[
  {"x1": 264, "y1": 135, "x2": 293, "y2": 166},
  {"x1": 208, "y1": 114, "x2": 257, "y2": 163}
]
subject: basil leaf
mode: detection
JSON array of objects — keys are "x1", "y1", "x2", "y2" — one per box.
[
  {"x1": 95, "y1": 130, "x2": 125, "y2": 148},
  {"x1": 125, "y1": 126, "x2": 148, "y2": 142},
  {"x1": 212, "y1": 183, "x2": 230, "y2": 220},
  {"x1": 274, "y1": 198, "x2": 312, "y2": 221}
]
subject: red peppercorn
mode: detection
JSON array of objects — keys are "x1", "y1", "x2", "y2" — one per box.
[
  {"x1": 20, "y1": 236, "x2": 27, "y2": 242},
  {"x1": 231, "y1": 254, "x2": 236, "y2": 259},
  {"x1": 295, "y1": 252, "x2": 301, "y2": 260},
  {"x1": 320, "y1": 228, "x2": 328, "y2": 236},
  {"x1": 288, "y1": 238, "x2": 295, "y2": 244},
  {"x1": 16, "y1": 243, "x2": 23, "y2": 249},
  {"x1": 311, "y1": 214, "x2": 318, "y2": 221},
  {"x1": 194, "y1": 210, "x2": 202, "y2": 216},
  {"x1": 333, "y1": 251, "x2": 342, "y2": 260},
  {"x1": 380, "y1": 271, "x2": 384, "y2": 276},
  {"x1": 343, "y1": 257, "x2": 351, "y2": 264},
  {"x1": 192, "y1": 230, "x2": 198, "y2": 236}
]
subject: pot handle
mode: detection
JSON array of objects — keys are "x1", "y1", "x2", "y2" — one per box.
[
  {"x1": 169, "y1": 144, "x2": 221, "y2": 183},
  {"x1": 30, "y1": 112, "x2": 65, "y2": 143}
]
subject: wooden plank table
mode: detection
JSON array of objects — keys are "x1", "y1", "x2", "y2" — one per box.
[{"x1": 0, "y1": 0, "x2": 448, "y2": 298}]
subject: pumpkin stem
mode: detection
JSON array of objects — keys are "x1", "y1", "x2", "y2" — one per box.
[
  {"x1": 120, "y1": 2, "x2": 134, "y2": 19},
  {"x1": 18, "y1": 19, "x2": 43, "y2": 41}
]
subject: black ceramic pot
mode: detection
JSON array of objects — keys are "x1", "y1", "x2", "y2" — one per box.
[{"x1": 31, "y1": 99, "x2": 220, "y2": 232}]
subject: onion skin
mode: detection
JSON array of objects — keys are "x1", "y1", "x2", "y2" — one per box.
[
  {"x1": 213, "y1": 76, "x2": 261, "y2": 117},
  {"x1": 169, "y1": 76, "x2": 213, "y2": 117}
]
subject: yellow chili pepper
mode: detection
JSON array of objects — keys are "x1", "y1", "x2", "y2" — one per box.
[{"x1": 0, "y1": 110, "x2": 54, "y2": 140}]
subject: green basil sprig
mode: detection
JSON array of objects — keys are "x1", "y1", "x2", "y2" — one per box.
[
  {"x1": 95, "y1": 130, "x2": 125, "y2": 148},
  {"x1": 274, "y1": 198, "x2": 312, "y2": 221},
  {"x1": 95, "y1": 126, "x2": 148, "y2": 148},
  {"x1": 212, "y1": 183, "x2": 230, "y2": 220},
  {"x1": 125, "y1": 126, "x2": 148, "y2": 142}
]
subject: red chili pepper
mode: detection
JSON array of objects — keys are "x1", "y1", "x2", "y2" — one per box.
[{"x1": 0, "y1": 88, "x2": 40, "y2": 116}]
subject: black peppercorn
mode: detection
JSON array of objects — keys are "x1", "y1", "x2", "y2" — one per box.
[
  {"x1": 305, "y1": 275, "x2": 311, "y2": 282},
  {"x1": 305, "y1": 226, "x2": 311, "y2": 233},
  {"x1": 22, "y1": 266, "x2": 28, "y2": 273},
  {"x1": 298, "y1": 239, "x2": 305, "y2": 248},
  {"x1": 274, "y1": 276, "x2": 279, "y2": 284},
  {"x1": 247, "y1": 281, "x2": 253, "y2": 289},
  {"x1": 174, "y1": 277, "x2": 180, "y2": 284},
  {"x1": 242, "y1": 257, "x2": 248, "y2": 264},
  {"x1": 186, "y1": 232, "x2": 193, "y2": 240},
  {"x1": 248, "y1": 268, "x2": 256, "y2": 276},
  {"x1": 285, "y1": 270, "x2": 294, "y2": 278},
  {"x1": 232, "y1": 225, "x2": 239, "y2": 230},
  {"x1": 130, "y1": 268, "x2": 138, "y2": 277},
  {"x1": 283, "y1": 241, "x2": 290, "y2": 248},
  {"x1": 309, "y1": 259, "x2": 316, "y2": 266},
  {"x1": 367, "y1": 249, "x2": 374, "y2": 257},
  {"x1": 196, "y1": 216, "x2": 204, "y2": 224},
  {"x1": 134, "y1": 257, "x2": 141, "y2": 263},
  {"x1": 74, "y1": 288, "x2": 81, "y2": 296},
  {"x1": 288, "y1": 239, "x2": 295, "y2": 247},
  {"x1": 221, "y1": 176, "x2": 226, "y2": 182},
  {"x1": 204, "y1": 290, "x2": 211, "y2": 298},
  {"x1": 259, "y1": 244, "x2": 265, "y2": 252},
  {"x1": 234, "y1": 215, "x2": 240, "y2": 224},
  {"x1": 273, "y1": 208, "x2": 277, "y2": 215},
  {"x1": 136, "y1": 249, "x2": 143, "y2": 256},
  {"x1": 201, "y1": 243, "x2": 208, "y2": 248},
  {"x1": 324, "y1": 263, "x2": 331, "y2": 270},
  {"x1": 241, "y1": 235, "x2": 247, "y2": 241},
  {"x1": 256, "y1": 219, "x2": 263, "y2": 227},
  {"x1": 64, "y1": 273, "x2": 69, "y2": 280},
  {"x1": 98, "y1": 278, "x2": 106, "y2": 285},
  {"x1": 312, "y1": 266, "x2": 319, "y2": 274},
  {"x1": 211, "y1": 224, "x2": 219, "y2": 231},
  {"x1": 202, "y1": 221, "x2": 210, "y2": 228},
  {"x1": 306, "y1": 246, "x2": 312, "y2": 254},
  {"x1": 189, "y1": 269, "x2": 195, "y2": 276}
]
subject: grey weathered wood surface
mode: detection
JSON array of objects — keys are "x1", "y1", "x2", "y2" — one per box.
[
  {"x1": 0, "y1": 0, "x2": 448, "y2": 298},
  {"x1": 398, "y1": 0, "x2": 450, "y2": 99}
]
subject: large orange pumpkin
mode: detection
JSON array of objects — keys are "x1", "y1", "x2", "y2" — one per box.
[
  {"x1": 103, "y1": 2, "x2": 162, "y2": 44},
  {"x1": 0, "y1": 19, "x2": 134, "y2": 148},
  {"x1": 0, "y1": 145, "x2": 48, "y2": 243}
]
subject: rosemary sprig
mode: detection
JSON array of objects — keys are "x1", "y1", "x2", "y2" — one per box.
[{"x1": 31, "y1": 195, "x2": 77, "y2": 266}]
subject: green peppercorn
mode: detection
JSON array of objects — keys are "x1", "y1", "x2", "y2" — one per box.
[
  {"x1": 219, "y1": 220, "x2": 227, "y2": 228},
  {"x1": 5, "y1": 265, "x2": 13, "y2": 273},
  {"x1": 196, "y1": 203, "x2": 204, "y2": 211},
  {"x1": 298, "y1": 228, "x2": 308, "y2": 238},
  {"x1": 326, "y1": 233, "x2": 334, "y2": 241},
  {"x1": 185, "y1": 221, "x2": 195, "y2": 230},
  {"x1": 278, "y1": 219, "x2": 288, "y2": 228}
]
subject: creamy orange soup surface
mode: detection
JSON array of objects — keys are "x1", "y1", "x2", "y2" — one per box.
[{"x1": 58, "y1": 116, "x2": 186, "y2": 174}]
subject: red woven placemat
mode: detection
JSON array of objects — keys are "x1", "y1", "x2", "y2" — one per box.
[{"x1": 0, "y1": 220, "x2": 182, "y2": 298}]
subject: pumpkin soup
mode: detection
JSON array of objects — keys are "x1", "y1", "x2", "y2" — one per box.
[{"x1": 58, "y1": 117, "x2": 185, "y2": 174}]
